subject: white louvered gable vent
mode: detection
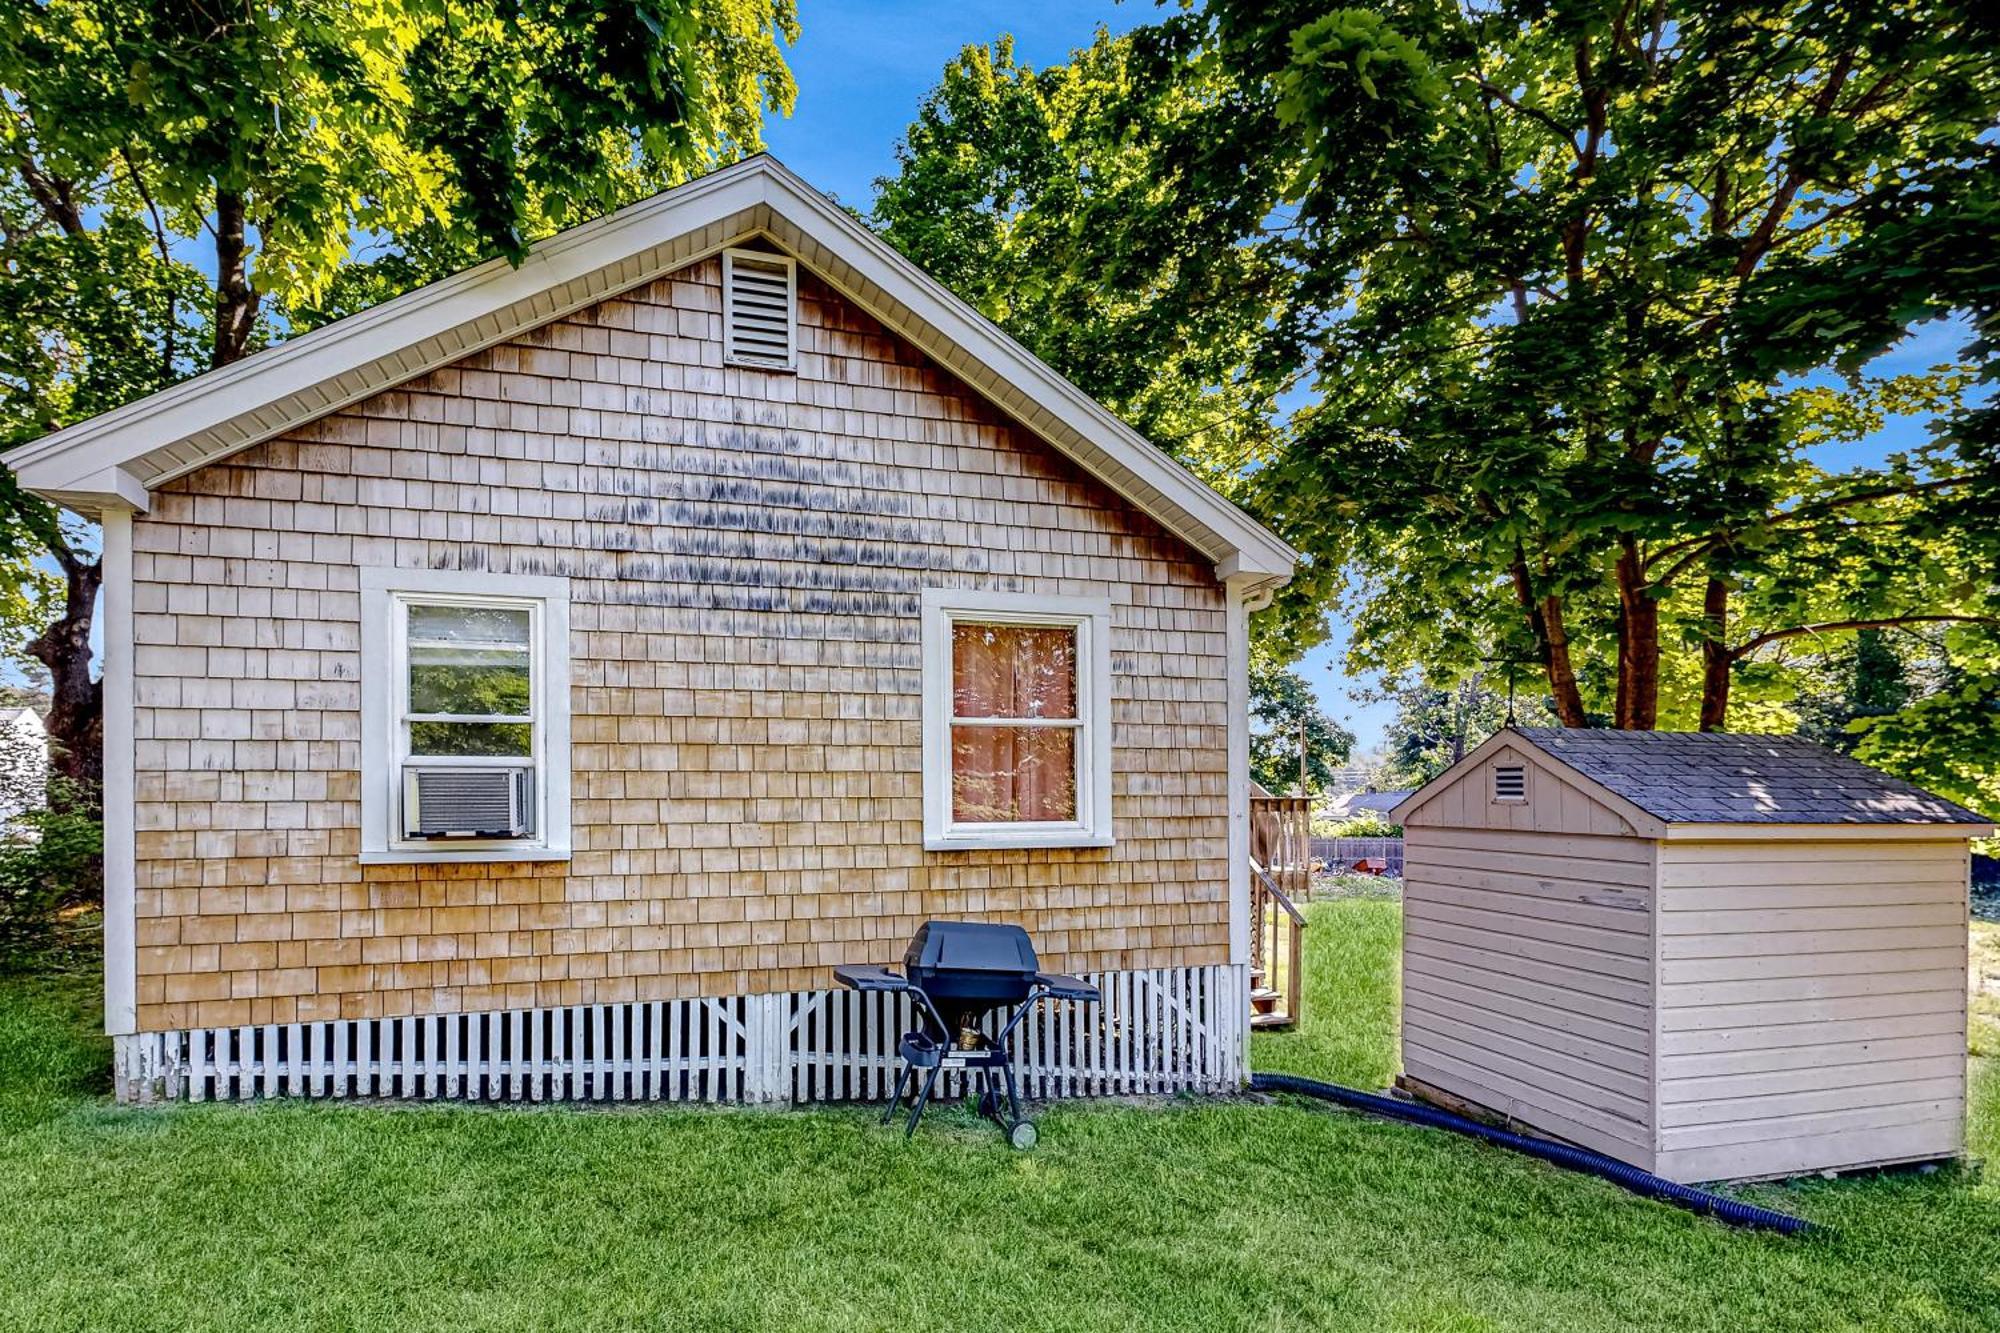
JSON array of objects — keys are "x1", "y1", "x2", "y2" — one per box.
[
  {"x1": 722, "y1": 248, "x2": 797, "y2": 370},
  {"x1": 1493, "y1": 763, "x2": 1527, "y2": 803}
]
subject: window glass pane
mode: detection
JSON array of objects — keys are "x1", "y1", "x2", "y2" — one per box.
[
  {"x1": 951, "y1": 623, "x2": 1076, "y2": 719},
  {"x1": 951, "y1": 726, "x2": 1076, "y2": 823},
  {"x1": 409, "y1": 644, "x2": 531, "y2": 716},
  {"x1": 408, "y1": 604, "x2": 530, "y2": 647},
  {"x1": 409, "y1": 721, "x2": 533, "y2": 758},
  {"x1": 406, "y1": 603, "x2": 533, "y2": 717}
]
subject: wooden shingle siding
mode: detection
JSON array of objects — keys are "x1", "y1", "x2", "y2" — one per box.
[
  {"x1": 1651, "y1": 838, "x2": 1968, "y2": 1182},
  {"x1": 127, "y1": 258, "x2": 1230, "y2": 1034},
  {"x1": 1402, "y1": 821, "x2": 1658, "y2": 1167}
]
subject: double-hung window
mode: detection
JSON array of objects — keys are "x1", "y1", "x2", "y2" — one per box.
[
  {"x1": 359, "y1": 569, "x2": 571, "y2": 863},
  {"x1": 921, "y1": 589, "x2": 1113, "y2": 850}
]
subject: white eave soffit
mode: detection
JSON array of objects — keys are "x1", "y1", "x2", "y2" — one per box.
[{"x1": 4, "y1": 155, "x2": 1296, "y2": 583}]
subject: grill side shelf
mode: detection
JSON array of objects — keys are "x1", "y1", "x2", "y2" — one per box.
[{"x1": 832, "y1": 965, "x2": 913, "y2": 993}]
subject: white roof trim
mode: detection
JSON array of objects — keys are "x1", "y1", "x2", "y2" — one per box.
[
  {"x1": 3, "y1": 156, "x2": 1296, "y2": 580},
  {"x1": 1389, "y1": 729, "x2": 1670, "y2": 838}
]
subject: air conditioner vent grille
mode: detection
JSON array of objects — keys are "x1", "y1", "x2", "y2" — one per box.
[{"x1": 404, "y1": 767, "x2": 534, "y2": 839}]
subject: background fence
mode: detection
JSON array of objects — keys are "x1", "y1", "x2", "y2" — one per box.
[{"x1": 1310, "y1": 836, "x2": 1405, "y2": 878}]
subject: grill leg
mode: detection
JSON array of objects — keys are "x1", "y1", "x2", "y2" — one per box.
[
  {"x1": 1001, "y1": 1060, "x2": 1022, "y2": 1125},
  {"x1": 904, "y1": 1063, "x2": 943, "y2": 1138},
  {"x1": 882, "y1": 1062, "x2": 911, "y2": 1124}
]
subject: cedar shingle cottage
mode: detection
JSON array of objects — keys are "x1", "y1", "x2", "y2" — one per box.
[{"x1": 5, "y1": 156, "x2": 1297, "y2": 1102}]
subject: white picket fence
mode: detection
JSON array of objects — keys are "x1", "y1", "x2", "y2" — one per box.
[{"x1": 112, "y1": 963, "x2": 1249, "y2": 1105}]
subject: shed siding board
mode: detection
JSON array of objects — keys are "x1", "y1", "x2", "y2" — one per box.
[
  {"x1": 1651, "y1": 838, "x2": 1968, "y2": 1180},
  {"x1": 126, "y1": 258, "x2": 1231, "y2": 1034},
  {"x1": 1401, "y1": 813, "x2": 1657, "y2": 1168}
]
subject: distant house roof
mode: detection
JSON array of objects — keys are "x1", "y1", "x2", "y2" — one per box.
[
  {"x1": 0, "y1": 707, "x2": 45, "y2": 734},
  {"x1": 1512, "y1": 727, "x2": 1989, "y2": 826},
  {"x1": 1325, "y1": 790, "x2": 1414, "y2": 819}
]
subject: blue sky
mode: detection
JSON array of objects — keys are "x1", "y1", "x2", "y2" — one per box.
[{"x1": 761, "y1": 1, "x2": 1140, "y2": 207}]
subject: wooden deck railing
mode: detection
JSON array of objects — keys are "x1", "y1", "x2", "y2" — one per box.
[
  {"x1": 1250, "y1": 794, "x2": 1313, "y2": 900},
  {"x1": 1248, "y1": 859, "x2": 1306, "y2": 1029},
  {"x1": 1247, "y1": 794, "x2": 1312, "y2": 1029}
]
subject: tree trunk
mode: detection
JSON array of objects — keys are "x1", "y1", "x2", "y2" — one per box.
[
  {"x1": 1509, "y1": 550, "x2": 1588, "y2": 726},
  {"x1": 1613, "y1": 536, "x2": 1659, "y2": 729},
  {"x1": 213, "y1": 189, "x2": 259, "y2": 367},
  {"x1": 26, "y1": 550, "x2": 104, "y2": 798},
  {"x1": 1541, "y1": 595, "x2": 1588, "y2": 726},
  {"x1": 1698, "y1": 575, "x2": 1731, "y2": 731}
]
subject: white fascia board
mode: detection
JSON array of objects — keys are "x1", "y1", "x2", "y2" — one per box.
[
  {"x1": 5, "y1": 154, "x2": 1298, "y2": 582},
  {"x1": 1660, "y1": 821, "x2": 1997, "y2": 842},
  {"x1": 6, "y1": 162, "x2": 770, "y2": 496}
]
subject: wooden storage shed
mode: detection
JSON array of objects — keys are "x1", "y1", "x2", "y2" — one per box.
[{"x1": 1391, "y1": 728, "x2": 1992, "y2": 1183}]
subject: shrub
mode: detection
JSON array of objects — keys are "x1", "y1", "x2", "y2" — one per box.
[
  {"x1": 0, "y1": 775, "x2": 102, "y2": 971},
  {"x1": 1325, "y1": 811, "x2": 1401, "y2": 839}
]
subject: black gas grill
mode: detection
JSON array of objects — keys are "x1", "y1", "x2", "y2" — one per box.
[{"x1": 834, "y1": 920, "x2": 1100, "y2": 1148}]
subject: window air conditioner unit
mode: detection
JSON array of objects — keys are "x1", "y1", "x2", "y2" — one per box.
[{"x1": 402, "y1": 766, "x2": 535, "y2": 840}]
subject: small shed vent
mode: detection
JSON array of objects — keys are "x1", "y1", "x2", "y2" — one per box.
[
  {"x1": 722, "y1": 248, "x2": 797, "y2": 370},
  {"x1": 1493, "y1": 764, "x2": 1527, "y2": 802}
]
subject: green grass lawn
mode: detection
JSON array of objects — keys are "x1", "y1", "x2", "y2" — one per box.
[{"x1": 2, "y1": 903, "x2": 1996, "y2": 1331}]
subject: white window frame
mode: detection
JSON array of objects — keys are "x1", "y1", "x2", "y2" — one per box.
[
  {"x1": 359, "y1": 568, "x2": 571, "y2": 864},
  {"x1": 920, "y1": 588, "x2": 1114, "y2": 852},
  {"x1": 721, "y1": 246, "x2": 798, "y2": 372}
]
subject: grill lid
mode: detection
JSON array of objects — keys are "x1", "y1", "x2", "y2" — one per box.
[{"x1": 904, "y1": 920, "x2": 1038, "y2": 976}]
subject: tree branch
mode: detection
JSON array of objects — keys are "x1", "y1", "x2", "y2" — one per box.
[
  {"x1": 1464, "y1": 76, "x2": 1582, "y2": 153},
  {"x1": 1731, "y1": 614, "x2": 2000, "y2": 661},
  {"x1": 1643, "y1": 475, "x2": 1970, "y2": 580}
]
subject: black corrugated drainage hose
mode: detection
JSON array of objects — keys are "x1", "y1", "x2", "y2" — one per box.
[{"x1": 1250, "y1": 1072, "x2": 1812, "y2": 1236}]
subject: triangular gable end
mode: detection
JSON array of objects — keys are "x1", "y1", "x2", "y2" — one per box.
[
  {"x1": 5, "y1": 156, "x2": 1293, "y2": 588},
  {"x1": 1392, "y1": 730, "x2": 1668, "y2": 839}
]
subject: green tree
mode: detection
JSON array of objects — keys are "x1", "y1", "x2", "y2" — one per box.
[
  {"x1": 1216, "y1": 0, "x2": 2000, "y2": 733},
  {"x1": 876, "y1": 5, "x2": 2000, "y2": 753},
  {"x1": 1, "y1": 0, "x2": 799, "y2": 784},
  {"x1": 1377, "y1": 670, "x2": 1554, "y2": 787},
  {"x1": 1248, "y1": 657, "x2": 1357, "y2": 795},
  {"x1": 871, "y1": 32, "x2": 1329, "y2": 659},
  {"x1": 1851, "y1": 629, "x2": 2000, "y2": 815},
  {"x1": 1793, "y1": 627, "x2": 1913, "y2": 754}
]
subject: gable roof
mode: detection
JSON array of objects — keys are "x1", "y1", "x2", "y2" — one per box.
[
  {"x1": 1325, "y1": 789, "x2": 1414, "y2": 819},
  {"x1": 1510, "y1": 727, "x2": 1988, "y2": 826},
  {"x1": 3, "y1": 155, "x2": 1294, "y2": 584}
]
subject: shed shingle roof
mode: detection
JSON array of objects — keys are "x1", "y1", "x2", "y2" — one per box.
[{"x1": 1513, "y1": 728, "x2": 1990, "y2": 825}]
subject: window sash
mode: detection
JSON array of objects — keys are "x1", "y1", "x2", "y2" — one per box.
[
  {"x1": 921, "y1": 590, "x2": 1112, "y2": 850},
  {"x1": 946, "y1": 716, "x2": 1083, "y2": 728},
  {"x1": 398, "y1": 599, "x2": 539, "y2": 732},
  {"x1": 946, "y1": 615, "x2": 1087, "y2": 830},
  {"x1": 392, "y1": 593, "x2": 545, "y2": 843}
]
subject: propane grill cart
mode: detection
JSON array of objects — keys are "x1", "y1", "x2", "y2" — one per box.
[{"x1": 834, "y1": 920, "x2": 1101, "y2": 1149}]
